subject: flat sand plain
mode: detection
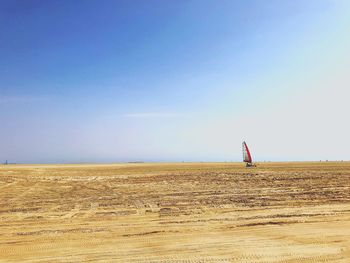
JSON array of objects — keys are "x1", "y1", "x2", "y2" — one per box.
[{"x1": 0, "y1": 162, "x2": 350, "y2": 262}]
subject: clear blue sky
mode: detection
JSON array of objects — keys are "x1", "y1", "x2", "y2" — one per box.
[{"x1": 1, "y1": 0, "x2": 350, "y2": 163}]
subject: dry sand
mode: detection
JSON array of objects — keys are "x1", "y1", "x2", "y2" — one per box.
[{"x1": 0, "y1": 162, "x2": 349, "y2": 262}]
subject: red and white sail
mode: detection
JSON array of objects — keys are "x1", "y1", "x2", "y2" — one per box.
[{"x1": 242, "y1": 141, "x2": 252, "y2": 163}]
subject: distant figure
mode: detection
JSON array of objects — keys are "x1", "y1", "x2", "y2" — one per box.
[
  {"x1": 242, "y1": 141, "x2": 256, "y2": 167},
  {"x1": 5, "y1": 160, "x2": 8, "y2": 165}
]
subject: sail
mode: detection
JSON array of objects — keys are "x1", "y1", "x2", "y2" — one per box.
[{"x1": 242, "y1": 141, "x2": 252, "y2": 163}]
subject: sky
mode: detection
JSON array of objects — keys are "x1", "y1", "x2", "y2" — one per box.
[{"x1": 1, "y1": 0, "x2": 350, "y2": 163}]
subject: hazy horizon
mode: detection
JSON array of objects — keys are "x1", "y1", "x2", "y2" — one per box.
[{"x1": 1, "y1": 0, "x2": 350, "y2": 163}]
